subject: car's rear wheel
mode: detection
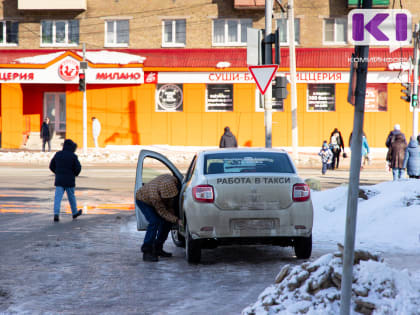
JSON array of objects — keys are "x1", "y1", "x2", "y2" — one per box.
[
  {"x1": 171, "y1": 229, "x2": 185, "y2": 248},
  {"x1": 185, "y1": 223, "x2": 201, "y2": 263},
  {"x1": 294, "y1": 235, "x2": 312, "y2": 259}
]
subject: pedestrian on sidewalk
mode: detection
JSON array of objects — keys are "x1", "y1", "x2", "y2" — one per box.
[
  {"x1": 403, "y1": 136, "x2": 420, "y2": 179},
  {"x1": 361, "y1": 134, "x2": 371, "y2": 168},
  {"x1": 40, "y1": 117, "x2": 54, "y2": 152},
  {"x1": 91, "y1": 117, "x2": 101, "y2": 148},
  {"x1": 385, "y1": 124, "x2": 406, "y2": 148},
  {"x1": 318, "y1": 140, "x2": 333, "y2": 175},
  {"x1": 219, "y1": 126, "x2": 238, "y2": 148},
  {"x1": 135, "y1": 174, "x2": 183, "y2": 262},
  {"x1": 329, "y1": 128, "x2": 345, "y2": 170},
  {"x1": 49, "y1": 139, "x2": 82, "y2": 222},
  {"x1": 386, "y1": 133, "x2": 407, "y2": 180}
]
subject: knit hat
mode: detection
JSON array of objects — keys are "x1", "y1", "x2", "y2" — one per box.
[{"x1": 394, "y1": 124, "x2": 400, "y2": 131}]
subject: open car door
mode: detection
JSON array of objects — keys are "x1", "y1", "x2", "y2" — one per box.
[{"x1": 134, "y1": 149, "x2": 183, "y2": 231}]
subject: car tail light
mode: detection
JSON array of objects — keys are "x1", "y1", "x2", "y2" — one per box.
[
  {"x1": 292, "y1": 183, "x2": 310, "y2": 202},
  {"x1": 192, "y1": 185, "x2": 214, "y2": 203}
]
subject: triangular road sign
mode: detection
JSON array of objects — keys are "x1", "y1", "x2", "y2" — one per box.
[{"x1": 248, "y1": 65, "x2": 279, "y2": 95}]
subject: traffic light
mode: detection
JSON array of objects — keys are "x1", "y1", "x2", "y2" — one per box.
[
  {"x1": 78, "y1": 72, "x2": 86, "y2": 92},
  {"x1": 412, "y1": 94, "x2": 418, "y2": 107},
  {"x1": 273, "y1": 76, "x2": 289, "y2": 99},
  {"x1": 400, "y1": 82, "x2": 411, "y2": 103}
]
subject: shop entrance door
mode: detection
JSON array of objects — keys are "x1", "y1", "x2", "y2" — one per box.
[{"x1": 44, "y1": 93, "x2": 66, "y2": 133}]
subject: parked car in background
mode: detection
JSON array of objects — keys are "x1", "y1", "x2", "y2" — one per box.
[{"x1": 134, "y1": 148, "x2": 314, "y2": 263}]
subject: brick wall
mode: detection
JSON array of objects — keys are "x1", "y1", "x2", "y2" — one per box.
[{"x1": 0, "y1": 0, "x2": 419, "y2": 49}]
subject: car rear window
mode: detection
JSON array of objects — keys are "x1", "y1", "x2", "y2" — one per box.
[{"x1": 204, "y1": 152, "x2": 295, "y2": 174}]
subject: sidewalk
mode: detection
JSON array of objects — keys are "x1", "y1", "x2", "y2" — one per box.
[{"x1": 0, "y1": 145, "x2": 389, "y2": 169}]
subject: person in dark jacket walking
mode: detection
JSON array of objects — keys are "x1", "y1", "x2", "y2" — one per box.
[
  {"x1": 49, "y1": 139, "x2": 82, "y2": 222},
  {"x1": 329, "y1": 128, "x2": 345, "y2": 170},
  {"x1": 385, "y1": 124, "x2": 406, "y2": 148},
  {"x1": 219, "y1": 126, "x2": 238, "y2": 148},
  {"x1": 403, "y1": 136, "x2": 420, "y2": 179},
  {"x1": 386, "y1": 133, "x2": 407, "y2": 180},
  {"x1": 40, "y1": 117, "x2": 54, "y2": 152}
]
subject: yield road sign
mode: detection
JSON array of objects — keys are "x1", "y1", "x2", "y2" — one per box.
[{"x1": 248, "y1": 65, "x2": 279, "y2": 95}]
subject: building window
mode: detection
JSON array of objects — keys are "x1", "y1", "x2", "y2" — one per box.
[
  {"x1": 307, "y1": 84, "x2": 335, "y2": 112},
  {"x1": 323, "y1": 18, "x2": 347, "y2": 45},
  {"x1": 276, "y1": 18, "x2": 300, "y2": 45},
  {"x1": 0, "y1": 21, "x2": 18, "y2": 45},
  {"x1": 365, "y1": 83, "x2": 387, "y2": 112},
  {"x1": 162, "y1": 19, "x2": 186, "y2": 47},
  {"x1": 105, "y1": 20, "x2": 129, "y2": 47},
  {"x1": 206, "y1": 84, "x2": 233, "y2": 111},
  {"x1": 41, "y1": 20, "x2": 79, "y2": 46},
  {"x1": 212, "y1": 19, "x2": 251, "y2": 46},
  {"x1": 156, "y1": 84, "x2": 183, "y2": 112}
]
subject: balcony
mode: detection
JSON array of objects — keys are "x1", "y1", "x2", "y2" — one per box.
[
  {"x1": 234, "y1": 0, "x2": 265, "y2": 10},
  {"x1": 18, "y1": 0, "x2": 86, "y2": 10}
]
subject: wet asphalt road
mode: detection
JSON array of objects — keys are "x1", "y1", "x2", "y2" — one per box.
[{"x1": 0, "y1": 164, "x2": 395, "y2": 314}]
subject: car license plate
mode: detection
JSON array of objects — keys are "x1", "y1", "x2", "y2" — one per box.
[{"x1": 232, "y1": 219, "x2": 275, "y2": 230}]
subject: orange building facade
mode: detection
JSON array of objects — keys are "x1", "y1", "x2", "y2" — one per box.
[{"x1": 0, "y1": 48, "x2": 417, "y2": 149}]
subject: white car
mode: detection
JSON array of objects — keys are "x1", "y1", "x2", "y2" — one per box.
[{"x1": 134, "y1": 148, "x2": 314, "y2": 263}]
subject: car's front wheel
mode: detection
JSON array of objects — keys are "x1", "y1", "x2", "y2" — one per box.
[
  {"x1": 185, "y1": 223, "x2": 201, "y2": 263},
  {"x1": 171, "y1": 229, "x2": 185, "y2": 248},
  {"x1": 294, "y1": 235, "x2": 312, "y2": 259}
]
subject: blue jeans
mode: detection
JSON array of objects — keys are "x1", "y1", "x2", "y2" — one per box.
[
  {"x1": 392, "y1": 168, "x2": 405, "y2": 181},
  {"x1": 321, "y1": 162, "x2": 328, "y2": 175},
  {"x1": 136, "y1": 200, "x2": 172, "y2": 253},
  {"x1": 54, "y1": 186, "x2": 78, "y2": 216}
]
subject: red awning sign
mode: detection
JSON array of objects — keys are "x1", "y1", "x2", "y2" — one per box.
[{"x1": 248, "y1": 65, "x2": 279, "y2": 95}]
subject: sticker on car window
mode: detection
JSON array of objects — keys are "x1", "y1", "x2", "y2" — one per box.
[{"x1": 216, "y1": 177, "x2": 290, "y2": 184}]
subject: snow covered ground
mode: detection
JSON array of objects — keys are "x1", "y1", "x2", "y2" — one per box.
[{"x1": 243, "y1": 180, "x2": 420, "y2": 315}]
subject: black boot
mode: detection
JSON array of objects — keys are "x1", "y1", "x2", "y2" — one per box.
[
  {"x1": 72, "y1": 209, "x2": 82, "y2": 219},
  {"x1": 143, "y1": 251, "x2": 159, "y2": 262},
  {"x1": 53, "y1": 215, "x2": 59, "y2": 222},
  {"x1": 154, "y1": 244, "x2": 173, "y2": 257}
]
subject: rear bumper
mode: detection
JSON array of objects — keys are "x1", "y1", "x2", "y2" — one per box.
[{"x1": 183, "y1": 200, "x2": 313, "y2": 240}]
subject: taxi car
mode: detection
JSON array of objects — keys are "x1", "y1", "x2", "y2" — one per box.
[{"x1": 134, "y1": 148, "x2": 313, "y2": 263}]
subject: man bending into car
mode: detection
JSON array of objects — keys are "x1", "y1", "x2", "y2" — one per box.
[{"x1": 136, "y1": 174, "x2": 183, "y2": 262}]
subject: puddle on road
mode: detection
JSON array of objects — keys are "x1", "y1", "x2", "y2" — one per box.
[{"x1": 0, "y1": 203, "x2": 134, "y2": 215}]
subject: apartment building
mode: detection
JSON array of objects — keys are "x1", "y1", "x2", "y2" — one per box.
[{"x1": 0, "y1": 0, "x2": 419, "y2": 148}]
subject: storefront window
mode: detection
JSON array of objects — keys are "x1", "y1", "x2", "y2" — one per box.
[
  {"x1": 307, "y1": 84, "x2": 335, "y2": 111},
  {"x1": 206, "y1": 84, "x2": 233, "y2": 111},
  {"x1": 365, "y1": 83, "x2": 387, "y2": 112},
  {"x1": 156, "y1": 84, "x2": 183, "y2": 112}
]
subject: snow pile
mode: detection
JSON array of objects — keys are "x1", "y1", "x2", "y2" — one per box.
[
  {"x1": 313, "y1": 180, "x2": 420, "y2": 252},
  {"x1": 242, "y1": 245, "x2": 420, "y2": 315}
]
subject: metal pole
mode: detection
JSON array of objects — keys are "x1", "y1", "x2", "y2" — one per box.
[
  {"x1": 340, "y1": 2, "x2": 371, "y2": 314},
  {"x1": 412, "y1": 24, "x2": 419, "y2": 139},
  {"x1": 264, "y1": 0, "x2": 273, "y2": 148},
  {"x1": 82, "y1": 43, "x2": 87, "y2": 155},
  {"x1": 288, "y1": 0, "x2": 298, "y2": 159},
  {"x1": 340, "y1": 44, "x2": 370, "y2": 315}
]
